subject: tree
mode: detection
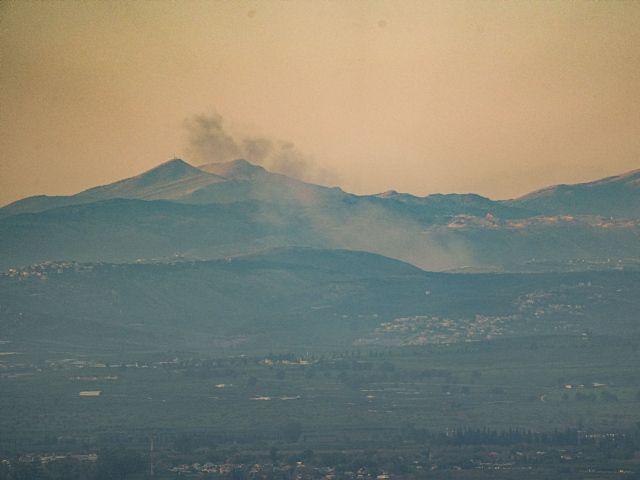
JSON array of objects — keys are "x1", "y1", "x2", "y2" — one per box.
[
  {"x1": 173, "y1": 434, "x2": 198, "y2": 454},
  {"x1": 269, "y1": 446, "x2": 279, "y2": 464},
  {"x1": 96, "y1": 447, "x2": 145, "y2": 480},
  {"x1": 279, "y1": 420, "x2": 302, "y2": 443}
]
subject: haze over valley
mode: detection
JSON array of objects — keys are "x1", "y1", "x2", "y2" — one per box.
[
  {"x1": 2, "y1": 2, "x2": 640, "y2": 478},
  {"x1": 3, "y1": 162, "x2": 640, "y2": 480}
]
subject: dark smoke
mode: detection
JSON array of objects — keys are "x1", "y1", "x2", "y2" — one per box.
[
  {"x1": 184, "y1": 113, "x2": 338, "y2": 186},
  {"x1": 185, "y1": 113, "x2": 242, "y2": 162}
]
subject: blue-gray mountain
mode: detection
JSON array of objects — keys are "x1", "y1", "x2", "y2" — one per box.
[
  {"x1": 507, "y1": 168, "x2": 640, "y2": 217},
  {"x1": 1, "y1": 159, "x2": 639, "y2": 271}
]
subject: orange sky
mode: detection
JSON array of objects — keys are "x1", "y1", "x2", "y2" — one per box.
[{"x1": 1, "y1": 0, "x2": 639, "y2": 206}]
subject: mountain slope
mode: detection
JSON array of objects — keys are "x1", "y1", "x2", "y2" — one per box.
[
  {"x1": 2, "y1": 249, "x2": 639, "y2": 353},
  {"x1": 237, "y1": 246, "x2": 425, "y2": 277},
  {"x1": 0, "y1": 159, "x2": 226, "y2": 217},
  {"x1": 1, "y1": 193, "x2": 639, "y2": 272},
  {"x1": 0, "y1": 158, "x2": 348, "y2": 218},
  {"x1": 76, "y1": 158, "x2": 226, "y2": 200},
  {"x1": 0, "y1": 247, "x2": 430, "y2": 351},
  {"x1": 185, "y1": 159, "x2": 348, "y2": 206},
  {"x1": 199, "y1": 158, "x2": 270, "y2": 180},
  {"x1": 1, "y1": 159, "x2": 640, "y2": 272},
  {"x1": 508, "y1": 168, "x2": 640, "y2": 217},
  {"x1": 0, "y1": 199, "x2": 316, "y2": 269},
  {"x1": 366, "y1": 192, "x2": 534, "y2": 222}
]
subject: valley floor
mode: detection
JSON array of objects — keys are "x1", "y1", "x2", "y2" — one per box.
[{"x1": 1, "y1": 335, "x2": 640, "y2": 478}]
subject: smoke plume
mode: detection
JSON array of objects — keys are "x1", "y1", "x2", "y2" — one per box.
[
  {"x1": 184, "y1": 113, "x2": 337, "y2": 186},
  {"x1": 184, "y1": 112, "x2": 476, "y2": 271}
]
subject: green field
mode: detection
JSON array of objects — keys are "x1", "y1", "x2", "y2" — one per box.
[{"x1": 2, "y1": 335, "x2": 639, "y2": 451}]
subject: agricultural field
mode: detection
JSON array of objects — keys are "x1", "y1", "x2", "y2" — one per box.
[{"x1": 2, "y1": 335, "x2": 640, "y2": 449}]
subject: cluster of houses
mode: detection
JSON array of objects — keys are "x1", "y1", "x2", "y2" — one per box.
[
  {"x1": 4, "y1": 261, "x2": 96, "y2": 280},
  {"x1": 356, "y1": 314, "x2": 515, "y2": 347},
  {"x1": 516, "y1": 289, "x2": 584, "y2": 318},
  {"x1": 168, "y1": 462, "x2": 393, "y2": 480},
  {"x1": 353, "y1": 285, "x2": 592, "y2": 348}
]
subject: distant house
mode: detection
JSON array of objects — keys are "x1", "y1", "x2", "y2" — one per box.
[{"x1": 79, "y1": 390, "x2": 101, "y2": 397}]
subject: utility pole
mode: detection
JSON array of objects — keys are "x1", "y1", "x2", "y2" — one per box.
[{"x1": 149, "y1": 434, "x2": 155, "y2": 479}]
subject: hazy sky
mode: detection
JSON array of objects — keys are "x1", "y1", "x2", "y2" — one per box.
[{"x1": 1, "y1": 0, "x2": 640, "y2": 206}]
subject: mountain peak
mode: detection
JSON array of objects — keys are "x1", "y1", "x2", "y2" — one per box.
[
  {"x1": 137, "y1": 158, "x2": 203, "y2": 182},
  {"x1": 376, "y1": 190, "x2": 400, "y2": 198},
  {"x1": 74, "y1": 158, "x2": 225, "y2": 201},
  {"x1": 198, "y1": 159, "x2": 267, "y2": 180},
  {"x1": 160, "y1": 158, "x2": 190, "y2": 167},
  {"x1": 93, "y1": 158, "x2": 215, "y2": 194},
  {"x1": 510, "y1": 166, "x2": 640, "y2": 217}
]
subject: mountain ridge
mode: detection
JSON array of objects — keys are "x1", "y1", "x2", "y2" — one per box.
[
  {"x1": 2, "y1": 248, "x2": 639, "y2": 352},
  {"x1": 0, "y1": 158, "x2": 345, "y2": 216},
  {"x1": 1, "y1": 159, "x2": 639, "y2": 272},
  {"x1": 506, "y1": 167, "x2": 640, "y2": 217},
  {"x1": 3, "y1": 159, "x2": 639, "y2": 218}
]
